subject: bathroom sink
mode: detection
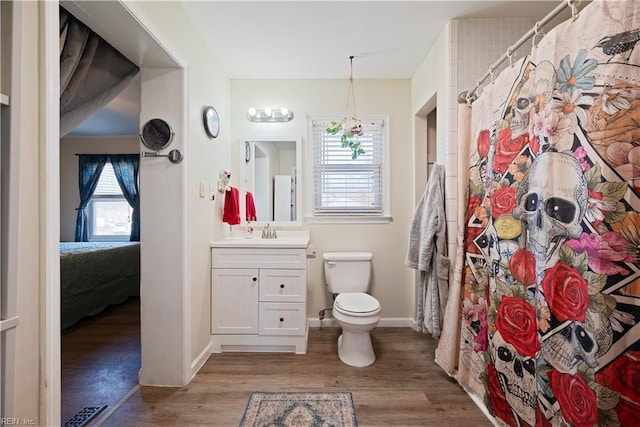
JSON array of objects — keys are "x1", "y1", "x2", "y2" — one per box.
[{"x1": 211, "y1": 231, "x2": 309, "y2": 249}]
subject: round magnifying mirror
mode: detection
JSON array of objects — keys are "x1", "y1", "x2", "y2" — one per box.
[{"x1": 140, "y1": 118, "x2": 174, "y2": 151}]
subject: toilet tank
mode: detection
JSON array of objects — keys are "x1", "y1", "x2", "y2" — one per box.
[{"x1": 323, "y1": 252, "x2": 373, "y2": 294}]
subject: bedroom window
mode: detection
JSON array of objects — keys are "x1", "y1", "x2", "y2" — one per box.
[
  {"x1": 88, "y1": 163, "x2": 132, "y2": 241},
  {"x1": 308, "y1": 116, "x2": 391, "y2": 223}
]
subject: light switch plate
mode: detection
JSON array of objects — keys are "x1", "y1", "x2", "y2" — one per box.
[{"x1": 199, "y1": 182, "x2": 206, "y2": 198}]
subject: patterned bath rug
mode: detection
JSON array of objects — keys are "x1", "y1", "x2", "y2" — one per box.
[{"x1": 239, "y1": 391, "x2": 358, "y2": 427}]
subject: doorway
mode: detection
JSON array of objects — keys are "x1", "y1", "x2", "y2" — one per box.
[
  {"x1": 427, "y1": 108, "x2": 437, "y2": 178},
  {"x1": 45, "y1": 1, "x2": 188, "y2": 423}
]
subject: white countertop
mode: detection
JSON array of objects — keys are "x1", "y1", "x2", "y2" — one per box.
[{"x1": 211, "y1": 230, "x2": 310, "y2": 249}]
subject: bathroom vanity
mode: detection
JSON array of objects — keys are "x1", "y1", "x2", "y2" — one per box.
[{"x1": 210, "y1": 232, "x2": 309, "y2": 354}]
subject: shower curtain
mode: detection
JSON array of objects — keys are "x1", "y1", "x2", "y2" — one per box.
[{"x1": 453, "y1": 1, "x2": 640, "y2": 425}]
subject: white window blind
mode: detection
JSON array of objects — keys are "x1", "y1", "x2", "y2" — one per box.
[
  {"x1": 94, "y1": 163, "x2": 122, "y2": 195},
  {"x1": 89, "y1": 163, "x2": 132, "y2": 240},
  {"x1": 312, "y1": 118, "x2": 385, "y2": 216}
]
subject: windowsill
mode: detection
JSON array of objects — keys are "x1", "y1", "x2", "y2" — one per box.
[
  {"x1": 304, "y1": 215, "x2": 393, "y2": 224},
  {"x1": 88, "y1": 237, "x2": 131, "y2": 242}
]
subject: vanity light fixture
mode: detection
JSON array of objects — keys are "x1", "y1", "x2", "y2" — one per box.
[{"x1": 247, "y1": 107, "x2": 293, "y2": 122}]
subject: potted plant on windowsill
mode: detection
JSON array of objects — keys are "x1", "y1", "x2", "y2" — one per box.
[{"x1": 326, "y1": 56, "x2": 366, "y2": 160}]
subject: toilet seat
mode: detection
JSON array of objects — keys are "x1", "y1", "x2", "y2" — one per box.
[{"x1": 334, "y1": 293, "x2": 380, "y2": 316}]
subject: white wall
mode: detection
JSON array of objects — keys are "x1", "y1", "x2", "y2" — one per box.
[
  {"x1": 231, "y1": 79, "x2": 415, "y2": 322},
  {"x1": 132, "y1": 1, "x2": 232, "y2": 382},
  {"x1": 411, "y1": 22, "x2": 458, "y2": 278},
  {"x1": 3, "y1": 1, "x2": 42, "y2": 421},
  {"x1": 138, "y1": 67, "x2": 187, "y2": 386},
  {"x1": 59, "y1": 136, "x2": 139, "y2": 242}
]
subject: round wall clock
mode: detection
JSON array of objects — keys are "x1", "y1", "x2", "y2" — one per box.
[
  {"x1": 203, "y1": 106, "x2": 220, "y2": 138},
  {"x1": 245, "y1": 141, "x2": 251, "y2": 163}
]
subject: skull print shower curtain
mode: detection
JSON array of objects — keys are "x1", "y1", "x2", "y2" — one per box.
[{"x1": 456, "y1": 0, "x2": 640, "y2": 426}]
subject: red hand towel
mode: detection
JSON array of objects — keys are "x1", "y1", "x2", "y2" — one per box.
[
  {"x1": 246, "y1": 191, "x2": 257, "y2": 222},
  {"x1": 222, "y1": 186, "x2": 241, "y2": 225}
]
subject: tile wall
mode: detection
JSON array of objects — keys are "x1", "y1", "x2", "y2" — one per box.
[{"x1": 444, "y1": 18, "x2": 537, "y2": 260}]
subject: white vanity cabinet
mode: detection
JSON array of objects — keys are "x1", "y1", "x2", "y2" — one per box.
[
  {"x1": 210, "y1": 245, "x2": 308, "y2": 354},
  {"x1": 211, "y1": 268, "x2": 259, "y2": 335}
]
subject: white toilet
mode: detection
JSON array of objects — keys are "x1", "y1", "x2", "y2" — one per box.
[{"x1": 323, "y1": 252, "x2": 381, "y2": 367}]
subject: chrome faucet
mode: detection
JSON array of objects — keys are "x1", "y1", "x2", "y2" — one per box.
[{"x1": 261, "y1": 223, "x2": 277, "y2": 239}]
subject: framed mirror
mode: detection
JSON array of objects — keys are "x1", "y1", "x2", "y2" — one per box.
[
  {"x1": 140, "y1": 118, "x2": 174, "y2": 151},
  {"x1": 240, "y1": 136, "x2": 302, "y2": 227}
]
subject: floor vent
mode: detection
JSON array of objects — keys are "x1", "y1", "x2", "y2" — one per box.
[{"x1": 62, "y1": 405, "x2": 107, "y2": 427}]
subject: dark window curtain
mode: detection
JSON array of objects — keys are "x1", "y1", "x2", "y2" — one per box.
[
  {"x1": 59, "y1": 7, "x2": 140, "y2": 137},
  {"x1": 75, "y1": 155, "x2": 108, "y2": 242},
  {"x1": 110, "y1": 154, "x2": 140, "y2": 241}
]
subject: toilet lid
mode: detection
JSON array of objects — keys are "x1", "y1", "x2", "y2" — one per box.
[{"x1": 335, "y1": 293, "x2": 380, "y2": 314}]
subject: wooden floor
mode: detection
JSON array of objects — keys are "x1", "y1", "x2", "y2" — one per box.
[
  {"x1": 93, "y1": 322, "x2": 492, "y2": 426},
  {"x1": 61, "y1": 297, "x2": 141, "y2": 424}
]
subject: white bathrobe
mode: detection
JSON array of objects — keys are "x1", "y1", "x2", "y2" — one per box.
[{"x1": 405, "y1": 164, "x2": 450, "y2": 339}]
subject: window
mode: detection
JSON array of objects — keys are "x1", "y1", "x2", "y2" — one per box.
[
  {"x1": 309, "y1": 117, "x2": 390, "y2": 221},
  {"x1": 88, "y1": 163, "x2": 132, "y2": 241}
]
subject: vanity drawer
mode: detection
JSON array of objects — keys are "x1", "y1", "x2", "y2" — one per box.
[
  {"x1": 259, "y1": 269, "x2": 306, "y2": 302},
  {"x1": 212, "y1": 248, "x2": 306, "y2": 269},
  {"x1": 259, "y1": 303, "x2": 306, "y2": 336}
]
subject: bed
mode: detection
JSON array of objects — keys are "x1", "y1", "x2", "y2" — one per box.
[{"x1": 60, "y1": 241, "x2": 140, "y2": 329}]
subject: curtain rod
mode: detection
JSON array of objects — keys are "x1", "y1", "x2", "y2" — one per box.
[{"x1": 458, "y1": 0, "x2": 576, "y2": 104}]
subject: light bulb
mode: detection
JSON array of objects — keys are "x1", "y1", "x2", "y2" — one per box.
[
  {"x1": 264, "y1": 107, "x2": 272, "y2": 117},
  {"x1": 280, "y1": 107, "x2": 289, "y2": 116},
  {"x1": 248, "y1": 107, "x2": 256, "y2": 116}
]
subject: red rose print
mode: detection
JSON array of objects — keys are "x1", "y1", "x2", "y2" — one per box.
[
  {"x1": 492, "y1": 186, "x2": 517, "y2": 218},
  {"x1": 477, "y1": 129, "x2": 491, "y2": 158},
  {"x1": 548, "y1": 370, "x2": 598, "y2": 426},
  {"x1": 541, "y1": 262, "x2": 589, "y2": 323},
  {"x1": 615, "y1": 396, "x2": 640, "y2": 427},
  {"x1": 487, "y1": 362, "x2": 518, "y2": 427},
  {"x1": 494, "y1": 128, "x2": 528, "y2": 175},
  {"x1": 595, "y1": 351, "x2": 640, "y2": 405},
  {"x1": 509, "y1": 248, "x2": 536, "y2": 286},
  {"x1": 495, "y1": 296, "x2": 540, "y2": 358}
]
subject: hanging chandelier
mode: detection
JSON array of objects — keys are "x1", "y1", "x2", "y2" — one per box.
[{"x1": 326, "y1": 56, "x2": 365, "y2": 159}]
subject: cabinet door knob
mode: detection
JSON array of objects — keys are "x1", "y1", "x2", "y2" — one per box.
[
  {"x1": 279, "y1": 317, "x2": 284, "y2": 322},
  {"x1": 252, "y1": 277, "x2": 257, "y2": 282},
  {"x1": 280, "y1": 284, "x2": 285, "y2": 289}
]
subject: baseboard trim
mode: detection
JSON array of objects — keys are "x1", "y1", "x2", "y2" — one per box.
[
  {"x1": 93, "y1": 385, "x2": 140, "y2": 426},
  {"x1": 308, "y1": 317, "x2": 414, "y2": 328},
  {"x1": 190, "y1": 341, "x2": 213, "y2": 380}
]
